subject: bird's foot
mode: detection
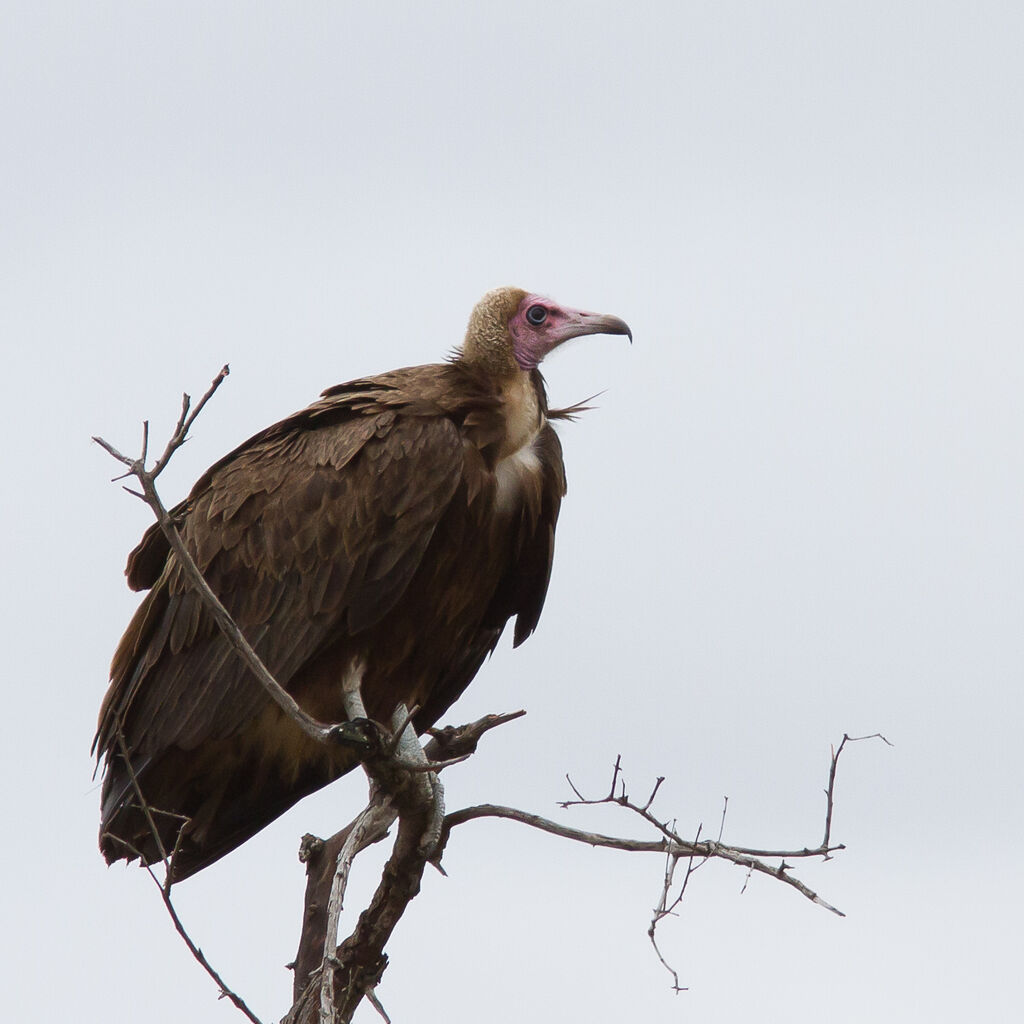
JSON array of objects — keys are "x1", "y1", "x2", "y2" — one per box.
[{"x1": 325, "y1": 718, "x2": 383, "y2": 752}]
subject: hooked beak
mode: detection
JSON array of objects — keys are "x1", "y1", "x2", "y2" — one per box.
[{"x1": 551, "y1": 309, "x2": 633, "y2": 347}]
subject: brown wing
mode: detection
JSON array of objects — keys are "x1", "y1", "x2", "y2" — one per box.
[
  {"x1": 96, "y1": 389, "x2": 466, "y2": 866},
  {"x1": 411, "y1": 421, "x2": 567, "y2": 729}
]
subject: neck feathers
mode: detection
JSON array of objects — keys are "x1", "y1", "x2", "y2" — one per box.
[{"x1": 457, "y1": 287, "x2": 527, "y2": 379}]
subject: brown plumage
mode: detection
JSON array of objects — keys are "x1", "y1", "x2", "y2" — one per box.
[{"x1": 95, "y1": 287, "x2": 630, "y2": 878}]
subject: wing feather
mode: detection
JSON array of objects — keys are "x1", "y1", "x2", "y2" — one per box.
[{"x1": 97, "y1": 399, "x2": 465, "y2": 768}]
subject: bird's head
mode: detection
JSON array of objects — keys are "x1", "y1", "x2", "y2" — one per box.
[{"x1": 460, "y1": 287, "x2": 632, "y2": 377}]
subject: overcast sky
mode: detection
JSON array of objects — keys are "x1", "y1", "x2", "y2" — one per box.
[{"x1": 3, "y1": 3, "x2": 1022, "y2": 1021}]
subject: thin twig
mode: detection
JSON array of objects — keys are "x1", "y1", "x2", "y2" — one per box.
[
  {"x1": 822, "y1": 732, "x2": 892, "y2": 852},
  {"x1": 647, "y1": 818, "x2": 702, "y2": 993},
  {"x1": 113, "y1": 725, "x2": 171, "y2": 867},
  {"x1": 643, "y1": 777, "x2": 665, "y2": 812},
  {"x1": 561, "y1": 754, "x2": 627, "y2": 810},
  {"x1": 107, "y1": 701, "x2": 257, "y2": 1016},
  {"x1": 150, "y1": 365, "x2": 230, "y2": 478},
  {"x1": 103, "y1": 820, "x2": 262, "y2": 1021},
  {"x1": 121, "y1": 847, "x2": 265, "y2": 1024}
]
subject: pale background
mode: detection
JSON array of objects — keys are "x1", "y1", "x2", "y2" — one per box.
[{"x1": 3, "y1": 3, "x2": 1022, "y2": 1021}]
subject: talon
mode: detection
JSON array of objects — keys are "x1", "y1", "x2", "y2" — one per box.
[{"x1": 327, "y1": 718, "x2": 380, "y2": 750}]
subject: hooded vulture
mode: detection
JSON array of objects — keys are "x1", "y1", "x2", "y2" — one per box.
[{"x1": 95, "y1": 286, "x2": 631, "y2": 879}]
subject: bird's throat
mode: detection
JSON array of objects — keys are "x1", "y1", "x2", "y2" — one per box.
[{"x1": 498, "y1": 373, "x2": 543, "y2": 459}]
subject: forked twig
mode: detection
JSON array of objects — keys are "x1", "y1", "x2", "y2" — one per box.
[{"x1": 823, "y1": 732, "x2": 892, "y2": 852}]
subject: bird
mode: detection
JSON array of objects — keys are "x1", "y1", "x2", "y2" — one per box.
[{"x1": 94, "y1": 286, "x2": 631, "y2": 879}]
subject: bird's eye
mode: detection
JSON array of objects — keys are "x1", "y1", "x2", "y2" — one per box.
[{"x1": 526, "y1": 305, "x2": 547, "y2": 326}]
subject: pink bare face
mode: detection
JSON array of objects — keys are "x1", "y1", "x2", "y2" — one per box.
[{"x1": 507, "y1": 293, "x2": 632, "y2": 371}]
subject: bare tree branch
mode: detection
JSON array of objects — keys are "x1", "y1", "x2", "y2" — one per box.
[
  {"x1": 287, "y1": 709, "x2": 528, "y2": 1004},
  {"x1": 106, "y1": 835, "x2": 267, "y2": 1024},
  {"x1": 318, "y1": 801, "x2": 397, "y2": 1024},
  {"x1": 446, "y1": 737, "x2": 891, "y2": 990},
  {"x1": 313, "y1": 687, "x2": 439, "y2": 1024},
  {"x1": 101, "y1": 738, "x2": 264, "y2": 1024},
  {"x1": 285, "y1": 707, "x2": 530, "y2": 1024},
  {"x1": 648, "y1": 818, "x2": 702, "y2": 993},
  {"x1": 823, "y1": 732, "x2": 893, "y2": 852}
]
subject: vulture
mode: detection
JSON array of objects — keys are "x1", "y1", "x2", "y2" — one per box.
[{"x1": 95, "y1": 286, "x2": 631, "y2": 879}]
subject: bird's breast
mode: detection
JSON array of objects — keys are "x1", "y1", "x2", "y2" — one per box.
[
  {"x1": 498, "y1": 373, "x2": 542, "y2": 456},
  {"x1": 494, "y1": 438, "x2": 543, "y2": 514},
  {"x1": 488, "y1": 372, "x2": 547, "y2": 515}
]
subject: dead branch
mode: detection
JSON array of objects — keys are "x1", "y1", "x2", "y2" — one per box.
[
  {"x1": 102, "y1": 745, "x2": 264, "y2": 1024},
  {"x1": 647, "y1": 818, "x2": 701, "y2": 993},
  {"x1": 287, "y1": 708, "x2": 528, "y2": 1001},
  {"x1": 317, "y1": 800, "x2": 399, "y2": 1024},
  {"x1": 108, "y1": 835, "x2": 266, "y2": 1024},
  {"x1": 823, "y1": 732, "x2": 893, "y2": 852},
  {"x1": 445, "y1": 735, "x2": 890, "y2": 989},
  {"x1": 287, "y1": 722, "x2": 438, "y2": 1023},
  {"x1": 285, "y1": 708, "x2": 529, "y2": 1022}
]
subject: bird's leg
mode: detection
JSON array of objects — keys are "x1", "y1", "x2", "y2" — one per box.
[
  {"x1": 325, "y1": 659, "x2": 381, "y2": 752},
  {"x1": 387, "y1": 702, "x2": 423, "y2": 762},
  {"x1": 389, "y1": 703, "x2": 445, "y2": 859},
  {"x1": 385, "y1": 703, "x2": 421, "y2": 757},
  {"x1": 421, "y1": 773, "x2": 445, "y2": 863},
  {"x1": 340, "y1": 659, "x2": 369, "y2": 720}
]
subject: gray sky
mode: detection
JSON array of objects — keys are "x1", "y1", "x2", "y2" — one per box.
[{"x1": 3, "y1": 2, "x2": 1022, "y2": 1020}]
